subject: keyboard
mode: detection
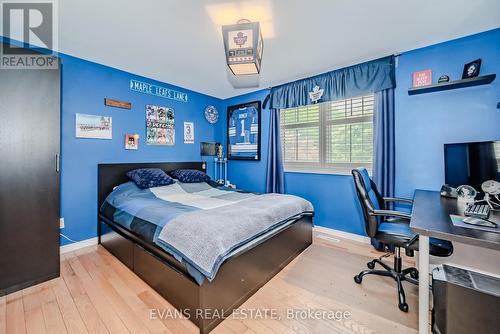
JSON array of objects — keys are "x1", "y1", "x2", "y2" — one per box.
[{"x1": 464, "y1": 204, "x2": 490, "y2": 219}]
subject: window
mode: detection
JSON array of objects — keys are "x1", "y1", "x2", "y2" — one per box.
[{"x1": 280, "y1": 94, "x2": 374, "y2": 174}]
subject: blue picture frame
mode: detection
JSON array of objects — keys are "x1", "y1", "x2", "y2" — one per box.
[{"x1": 227, "y1": 101, "x2": 261, "y2": 161}]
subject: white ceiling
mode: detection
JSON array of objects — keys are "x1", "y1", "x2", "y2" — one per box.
[{"x1": 59, "y1": 0, "x2": 500, "y2": 99}]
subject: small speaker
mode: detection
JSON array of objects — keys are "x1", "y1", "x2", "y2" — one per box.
[
  {"x1": 440, "y1": 184, "x2": 458, "y2": 198},
  {"x1": 200, "y1": 142, "x2": 219, "y2": 156}
]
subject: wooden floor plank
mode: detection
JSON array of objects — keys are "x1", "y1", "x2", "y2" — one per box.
[
  {"x1": 87, "y1": 249, "x2": 172, "y2": 334},
  {"x1": 60, "y1": 256, "x2": 110, "y2": 334},
  {"x1": 77, "y1": 250, "x2": 151, "y2": 334},
  {"x1": 64, "y1": 252, "x2": 129, "y2": 334},
  {"x1": 50, "y1": 276, "x2": 88, "y2": 334},
  {"x1": 38, "y1": 281, "x2": 68, "y2": 334},
  {"x1": 137, "y1": 290, "x2": 198, "y2": 334},
  {"x1": 0, "y1": 295, "x2": 7, "y2": 334},
  {"x1": 22, "y1": 285, "x2": 47, "y2": 334},
  {"x1": 95, "y1": 247, "x2": 197, "y2": 334},
  {"x1": 6, "y1": 291, "x2": 26, "y2": 334},
  {"x1": 212, "y1": 319, "x2": 250, "y2": 334}
]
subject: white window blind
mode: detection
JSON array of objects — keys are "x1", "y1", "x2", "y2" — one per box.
[{"x1": 280, "y1": 94, "x2": 374, "y2": 174}]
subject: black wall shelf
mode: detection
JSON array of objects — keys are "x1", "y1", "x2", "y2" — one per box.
[{"x1": 408, "y1": 74, "x2": 496, "y2": 95}]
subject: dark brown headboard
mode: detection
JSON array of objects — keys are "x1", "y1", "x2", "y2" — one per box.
[{"x1": 97, "y1": 161, "x2": 206, "y2": 210}]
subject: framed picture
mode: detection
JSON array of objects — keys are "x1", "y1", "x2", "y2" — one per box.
[
  {"x1": 125, "y1": 133, "x2": 139, "y2": 150},
  {"x1": 146, "y1": 104, "x2": 175, "y2": 145},
  {"x1": 75, "y1": 113, "x2": 112, "y2": 139},
  {"x1": 462, "y1": 59, "x2": 481, "y2": 79},
  {"x1": 227, "y1": 101, "x2": 261, "y2": 161},
  {"x1": 184, "y1": 122, "x2": 194, "y2": 144}
]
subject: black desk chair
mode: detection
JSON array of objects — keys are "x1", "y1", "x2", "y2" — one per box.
[{"x1": 351, "y1": 168, "x2": 453, "y2": 312}]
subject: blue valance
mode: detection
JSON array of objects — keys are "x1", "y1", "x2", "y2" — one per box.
[{"x1": 269, "y1": 56, "x2": 395, "y2": 109}]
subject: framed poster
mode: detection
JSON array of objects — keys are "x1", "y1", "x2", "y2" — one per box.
[
  {"x1": 75, "y1": 113, "x2": 112, "y2": 139},
  {"x1": 184, "y1": 122, "x2": 194, "y2": 144},
  {"x1": 125, "y1": 133, "x2": 139, "y2": 150},
  {"x1": 227, "y1": 101, "x2": 261, "y2": 161},
  {"x1": 146, "y1": 104, "x2": 175, "y2": 145}
]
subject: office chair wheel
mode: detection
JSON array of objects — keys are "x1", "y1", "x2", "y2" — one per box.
[
  {"x1": 367, "y1": 261, "x2": 375, "y2": 269},
  {"x1": 353, "y1": 274, "x2": 362, "y2": 284},
  {"x1": 410, "y1": 271, "x2": 419, "y2": 279},
  {"x1": 398, "y1": 303, "x2": 408, "y2": 312}
]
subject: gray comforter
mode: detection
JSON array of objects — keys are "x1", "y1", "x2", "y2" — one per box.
[{"x1": 157, "y1": 193, "x2": 313, "y2": 281}]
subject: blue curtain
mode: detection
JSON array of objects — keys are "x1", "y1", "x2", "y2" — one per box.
[
  {"x1": 266, "y1": 108, "x2": 284, "y2": 193},
  {"x1": 269, "y1": 56, "x2": 395, "y2": 109},
  {"x1": 372, "y1": 88, "x2": 395, "y2": 250},
  {"x1": 373, "y1": 88, "x2": 395, "y2": 198},
  {"x1": 265, "y1": 56, "x2": 395, "y2": 195}
]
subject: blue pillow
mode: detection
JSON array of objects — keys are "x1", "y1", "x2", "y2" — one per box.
[
  {"x1": 126, "y1": 168, "x2": 175, "y2": 189},
  {"x1": 169, "y1": 169, "x2": 210, "y2": 183}
]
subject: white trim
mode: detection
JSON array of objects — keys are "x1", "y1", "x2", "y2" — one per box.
[
  {"x1": 60, "y1": 237, "x2": 98, "y2": 254},
  {"x1": 314, "y1": 226, "x2": 370, "y2": 244}
]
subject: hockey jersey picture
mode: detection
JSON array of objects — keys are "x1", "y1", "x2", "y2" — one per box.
[{"x1": 227, "y1": 102, "x2": 261, "y2": 160}]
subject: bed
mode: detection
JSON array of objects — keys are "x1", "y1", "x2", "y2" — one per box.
[{"x1": 97, "y1": 162, "x2": 313, "y2": 334}]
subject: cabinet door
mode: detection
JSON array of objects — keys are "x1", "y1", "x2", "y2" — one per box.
[{"x1": 0, "y1": 58, "x2": 61, "y2": 294}]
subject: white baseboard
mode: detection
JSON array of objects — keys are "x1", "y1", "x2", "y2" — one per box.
[
  {"x1": 60, "y1": 228, "x2": 370, "y2": 254},
  {"x1": 314, "y1": 226, "x2": 370, "y2": 244},
  {"x1": 60, "y1": 237, "x2": 98, "y2": 254}
]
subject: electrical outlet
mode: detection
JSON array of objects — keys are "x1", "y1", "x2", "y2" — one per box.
[{"x1": 60, "y1": 218, "x2": 65, "y2": 229}]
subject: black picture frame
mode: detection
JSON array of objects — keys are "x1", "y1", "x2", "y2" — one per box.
[
  {"x1": 462, "y1": 59, "x2": 482, "y2": 79},
  {"x1": 227, "y1": 101, "x2": 261, "y2": 161}
]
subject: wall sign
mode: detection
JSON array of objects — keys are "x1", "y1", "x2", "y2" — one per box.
[
  {"x1": 412, "y1": 69, "x2": 432, "y2": 87},
  {"x1": 146, "y1": 105, "x2": 175, "y2": 145},
  {"x1": 227, "y1": 101, "x2": 261, "y2": 161},
  {"x1": 75, "y1": 114, "x2": 112, "y2": 139},
  {"x1": 184, "y1": 122, "x2": 194, "y2": 144},
  {"x1": 104, "y1": 98, "x2": 131, "y2": 109},
  {"x1": 130, "y1": 79, "x2": 188, "y2": 103}
]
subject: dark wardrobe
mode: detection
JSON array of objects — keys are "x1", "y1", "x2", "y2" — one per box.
[{"x1": 0, "y1": 47, "x2": 61, "y2": 296}]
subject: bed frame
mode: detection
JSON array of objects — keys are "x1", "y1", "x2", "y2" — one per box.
[{"x1": 97, "y1": 162, "x2": 313, "y2": 334}]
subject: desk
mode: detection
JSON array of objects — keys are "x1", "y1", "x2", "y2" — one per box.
[{"x1": 410, "y1": 190, "x2": 500, "y2": 334}]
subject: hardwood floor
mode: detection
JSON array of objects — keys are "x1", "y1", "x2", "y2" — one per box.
[{"x1": 0, "y1": 231, "x2": 418, "y2": 334}]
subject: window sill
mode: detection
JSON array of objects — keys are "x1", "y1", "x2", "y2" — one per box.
[{"x1": 284, "y1": 166, "x2": 372, "y2": 177}]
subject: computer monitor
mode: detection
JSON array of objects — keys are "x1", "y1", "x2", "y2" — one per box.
[{"x1": 444, "y1": 140, "x2": 500, "y2": 191}]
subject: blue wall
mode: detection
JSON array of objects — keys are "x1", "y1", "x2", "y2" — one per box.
[
  {"x1": 59, "y1": 55, "x2": 223, "y2": 245},
  {"x1": 395, "y1": 29, "x2": 500, "y2": 199},
  {"x1": 222, "y1": 28, "x2": 500, "y2": 236}
]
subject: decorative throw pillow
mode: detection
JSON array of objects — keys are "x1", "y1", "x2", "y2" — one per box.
[
  {"x1": 169, "y1": 169, "x2": 210, "y2": 183},
  {"x1": 126, "y1": 168, "x2": 175, "y2": 189}
]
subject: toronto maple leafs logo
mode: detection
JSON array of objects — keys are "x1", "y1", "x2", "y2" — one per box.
[
  {"x1": 467, "y1": 64, "x2": 476, "y2": 76},
  {"x1": 233, "y1": 31, "x2": 248, "y2": 47},
  {"x1": 308, "y1": 85, "x2": 324, "y2": 103}
]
